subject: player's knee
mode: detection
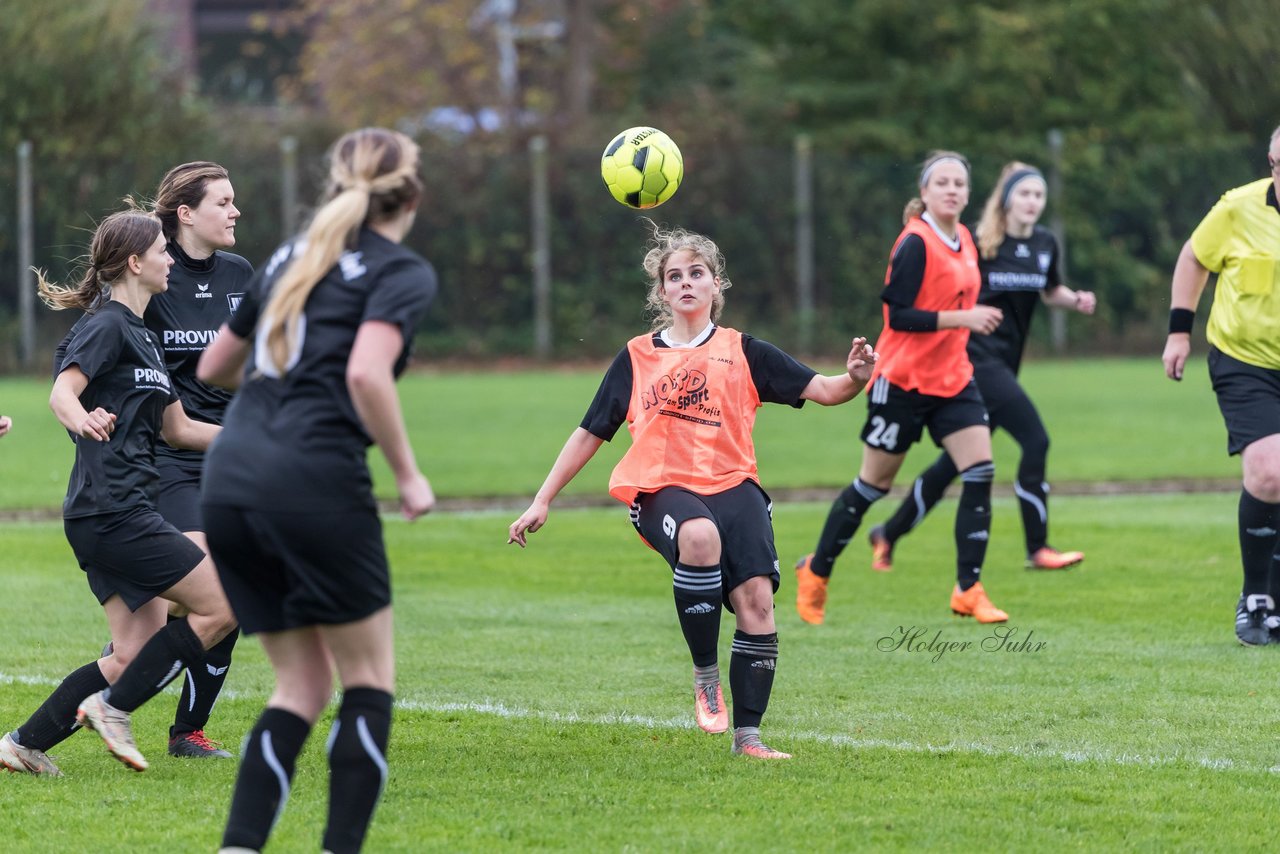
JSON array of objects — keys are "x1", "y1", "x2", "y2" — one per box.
[{"x1": 677, "y1": 517, "x2": 721, "y2": 564}]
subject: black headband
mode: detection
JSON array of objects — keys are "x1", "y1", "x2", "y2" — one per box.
[{"x1": 1001, "y1": 168, "x2": 1045, "y2": 208}]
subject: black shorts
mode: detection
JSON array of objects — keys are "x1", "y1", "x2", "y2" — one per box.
[
  {"x1": 64, "y1": 508, "x2": 206, "y2": 612},
  {"x1": 156, "y1": 458, "x2": 203, "y2": 533},
  {"x1": 1208, "y1": 346, "x2": 1280, "y2": 455},
  {"x1": 630, "y1": 480, "x2": 781, "y2": 612},
  {"x1": 861, "y1": 376, "x2": 989, "y2": 453},
  {"x1": 203, "y1": 504, "x2": 391, "y2": 635}
]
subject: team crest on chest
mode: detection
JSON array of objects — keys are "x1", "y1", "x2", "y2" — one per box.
[
  {"x1": 227, "y1": 292, "x2": 244, "y2": 313},
  {"x1": 1037, "y1": 251, "x2": 1052, "y2": 273}
]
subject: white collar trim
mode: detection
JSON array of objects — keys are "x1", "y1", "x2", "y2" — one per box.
[{"x1": 660, "y1": 321, "x2": 716, "y2": 348}]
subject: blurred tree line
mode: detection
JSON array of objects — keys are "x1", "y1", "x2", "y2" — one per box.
[{"x1": 0, "y1": 0, "x2": 1276, "y2": 369}]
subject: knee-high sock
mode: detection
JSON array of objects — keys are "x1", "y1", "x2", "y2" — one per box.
[
  {"x1": 1013, "y1": 435, "x2": 1051, "y2": 554},
  {"x1": 882, "y1": 453, "x2": 958, "y2": 543},
  {"x1": 1240, "y1": 488, "x2": 1280, "y2": 597},
  {"x1": 221, "y1": 707, "x2": 312, "y2": 851},
  {"x1": 323, "y1": 688, "x2": 394, "y2": 854},
  {"x1": 13, "y1": 661, "x2": 108, "y2": 752},
  {"x1": 812, "y1": 479, "x2": 887, "y2": 576},
  {"x1": 955, "y1": 462, "x2": 995, "y2": 590},
  {"x1": 672, "y1": 563, "x2": 722, "y2": 669},
  {"x1": 729, "y1": 631, "x2": 778, "y2": 730},
  {"x1": 105, "y1": 616, "x2": 206, "y2": 713},
  {"x1": 174, "y1": 625, "x2": 239, "y2": 737}
]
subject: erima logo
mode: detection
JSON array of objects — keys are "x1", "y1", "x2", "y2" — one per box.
[
  {"x1": 338, "y1": 251, "x2": 367, "y2": 281},
  {"x1": 751, "y1": 659, "x2": 776, "y2": 671},
  {"x1": 684, "y1": 602, "x2": 715, "y2": 615},
  {"x1": 195, "y1": 281, "x2": 212, "y2": 299},
  {"x1": 1246, "y1": 527, "x2": 1277, "y2": 537},
  {"x1": 164, "y1": 329, "x2": 217, "y2": 346},
  {"x1": 1015, "y1": 243, "x2": 1030, "y2": 258},
  {"x1": 206, "y1": 664, "x2": 228, "y2": 677},
  {"x1": 966, "y1": 530, "x2": 989, "y2": 541},
  {"x1": 134, "y1": 368, "x2": 171, "y2": 388}
]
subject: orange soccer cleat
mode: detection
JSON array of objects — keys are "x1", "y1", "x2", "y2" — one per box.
[
  {"x1": 694, "y1": 681, "x2": 729, "y2": 734},
  {"x1": 731, "y1": 728, "x2": 792, "y2": 760},
  {"x1": 1027, "y1": 546, "x2": 1084, "y2": 570},
  {"x1": 794, "y1": 554, "x2": 829, "y2": 625},
  {"x1": 950, "y1": 581, "x2": 1008, "y2": 623},
  {"x1": 868, "y1": 525, "x2": 894, "y2": 572}
]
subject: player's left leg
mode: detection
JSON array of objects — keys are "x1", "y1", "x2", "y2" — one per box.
[
  {"x1": 940, "y1": 423, "x2": 1006, "y2": 623},
  {"x1": 726, "y1": 576, "x2": 788, "y2": 759},
  {"x1": 169, "y1": 529, "x2": 238, "y2": 759},
  {"x1": 319, "y1": 607, "x2": 395, "y2": 854}
]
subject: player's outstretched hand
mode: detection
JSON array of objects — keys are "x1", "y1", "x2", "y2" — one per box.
[
  {"x1": 1162, "y1": 334, "x2": 1190, "y2": 382},
  {"x1": 0, "y1": 415, "x2": 11, "y2": 438},
  {"x1": 508, "y1": 501, "x2": 550, "y2": 548},
  {"x1": 846, "y1": 337, "x2": 878, "y2": 385},
  {"x1": 79, "y1": 408, "x2": 116, "y2": 441},
  {"x1": 397, "y1": 471, "x2": 435, "y2": 520}
]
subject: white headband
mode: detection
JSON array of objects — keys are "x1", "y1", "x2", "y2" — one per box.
[{"x1": 919, "y1": 156, "x2": 968, "y2": 188}]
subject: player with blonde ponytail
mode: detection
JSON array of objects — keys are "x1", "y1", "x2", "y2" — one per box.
[{"x1": 197, "y1": 127, "x2": 436, "y2": 853}]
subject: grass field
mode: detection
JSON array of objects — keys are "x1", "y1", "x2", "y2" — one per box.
[
  {"x1": 0, "y1": 356, "x2": 1236, "y2": 511},
  {"x1": 0, "y1": 357, "x2": 1262, "y2": 851}
]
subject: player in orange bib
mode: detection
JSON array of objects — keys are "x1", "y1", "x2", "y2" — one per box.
[
  {"x1": 796, "y1": 150, "x2": 1009, "y2": 626},
  {"x1": 508, "y1": 223, "x2": 878, "y2": 760}
]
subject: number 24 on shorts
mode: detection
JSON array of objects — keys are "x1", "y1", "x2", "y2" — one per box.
[{"x1": 866, "y1": 416, "x2": 900, "y2": 451}]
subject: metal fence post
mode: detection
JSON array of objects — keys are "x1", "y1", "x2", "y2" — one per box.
[
  {"x1": 794, "y1": 134, "x2": 815, "y2": 354},
  {"x1": 530, "y1": 135, "x2": 552, "y2": 360},
  {"x1": 17, "y1": 141, "x2": 35, "y2": 370}
]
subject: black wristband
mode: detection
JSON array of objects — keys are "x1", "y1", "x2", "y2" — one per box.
[{"x1": 1169, "y1": 308, "x2": 1195, "y2": 335}]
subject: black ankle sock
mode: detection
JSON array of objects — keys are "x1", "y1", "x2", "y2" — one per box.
[
  {"x1": 106, "y1": 616, "x2": 206, "y2": 713},
  {"x1": 222, "y1": 707, "x2": 312, "y2": 851},
  {"x1": 955, "y1": 462, "x2": 994, "y2": 590},
  {"x1": 672, "y1": 563, "x2": 722, "y2": 668},
  {"x1": 173, "y1": 627, "x2": 239, "y2": 737},
  {"x1": 323, "y1": 688, "x2": 394, "y2": 854},
  {"x1": 812, "y1": 479, "x2": 887, "y2": 576},
  {"x1": 883, "y1": 454, "x2": 957, "y2": 542},
  {"x1": 1240, "y1": 488, "x2": 1280, "y2": 597},
  {"x1": 729, "y1": 631, "x2": 778, "y2": 729},
  {"x1": 14, "y1": 661, "x2": 107, "y2": 752}
]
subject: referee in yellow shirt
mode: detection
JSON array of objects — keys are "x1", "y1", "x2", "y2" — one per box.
[{"x1": 1163, "y1": 124, "x2": 1280, "y2": 646}]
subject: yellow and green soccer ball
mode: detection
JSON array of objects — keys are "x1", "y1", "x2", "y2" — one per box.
[{"x1": 600, "y1": 127, "x2": 683, "y2": 209}]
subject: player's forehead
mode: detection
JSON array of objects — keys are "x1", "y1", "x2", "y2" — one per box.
[
  {"x1": 665, "y1": 249, "x2": 708, "y2": 270},
  {"x1": 926, "y1": 162, "x2": 968, "y2": 183}
]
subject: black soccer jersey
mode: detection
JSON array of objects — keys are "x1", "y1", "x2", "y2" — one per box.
[
  {"x1": 966, "y1": 225, "x2": 1062, "y2": 373},
  {"x1": 202, "y1": 228, "x2": 437, "y2": 512},
  {"x1": 580, "y1": 327, "x2": 818, "y2": 441},
  {"x1": 58, "y1": 300, "x2": 179, "y2": 518},
  {"x1": 146, "y1": 243, "x2": 254, "y2": 467},
  {"x1": 51, "y1": 245, "x2": 253, "y2": 468}
]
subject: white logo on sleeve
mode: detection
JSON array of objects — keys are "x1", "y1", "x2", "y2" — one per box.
[{"x1": 338, "y1": 251, "x2": 367, "y2": 281}]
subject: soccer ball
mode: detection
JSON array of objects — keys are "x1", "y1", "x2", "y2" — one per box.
[{"x1": 600, "y1": 127, "x2": 683, "y2": 209}]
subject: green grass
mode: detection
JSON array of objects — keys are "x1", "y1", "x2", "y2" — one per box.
[
  {"x1": 1, "y1": 493, "x2": 1274, "y2": 851},
  {"x1": 0, "y1": 357, "x2": 1236, "y2": 511}
]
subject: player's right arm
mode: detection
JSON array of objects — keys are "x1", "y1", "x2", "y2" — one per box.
[
  {"x1": 1162, "y1": 239, "x2": 1212, "y2": 382},
  {"x1": 507, "y1": 427, "x2": 604, "y2": 547},
  {"x1": 50, "y1": 366, "x2": 115, "y2": 441}
]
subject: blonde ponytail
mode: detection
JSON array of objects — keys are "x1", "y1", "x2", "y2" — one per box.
[{"x1": 261, "y1": 128, "x2": 422, "y2": 375}]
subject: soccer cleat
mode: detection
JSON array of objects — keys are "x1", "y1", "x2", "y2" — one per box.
[
  {"x1": 868, "y1": 525, "x2": 894, "y2": 572},
  {"x1": 794, "y1": 554, "x2": 829, "y2": 625},
  {"x1": 1235, "y1": 594, "x2": 1273, "y2": 647},
  {"x1": 0, "y1": 732, "x2": 62, "y2": 776},
  {"x1": 731, "y1": 728, "x2": 792, "y2": 760},
  {"x1": 1027, "y1": 546, "x2": 1084, "y2": 570},
  {"x1": 693, "y1": 681, "x2": 729, "y2": 734},
  {"x1": 169, "y1": 730, "x2": 233, "y2": 759},
  {"x1": 77, "y1": 691, "x2": 147, "y2": 771},
  {"x1": 950, "y1": 582, "x2": 1008, "y2": 623}
]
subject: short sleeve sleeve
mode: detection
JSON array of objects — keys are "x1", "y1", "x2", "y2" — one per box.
[
  {"x1": 579, "y1": 347, "x2": 633, "y2": 440},
  {"x1": 743, "y1": 334, "x2": 818, "y2": 407},
  {"x1": 59, "y1": 311, "x2": 124, "y2": 382},
  {"x1": 1190, "y1": 195, "x2": 1234, "y2": 273},
  {"x1": 363, "y1": 259, "x2": 438, "y2": 346}
]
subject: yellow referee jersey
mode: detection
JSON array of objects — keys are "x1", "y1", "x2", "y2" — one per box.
[{"x1": 1192, "y1": 177, "x2": 1280, "y2": 369}]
